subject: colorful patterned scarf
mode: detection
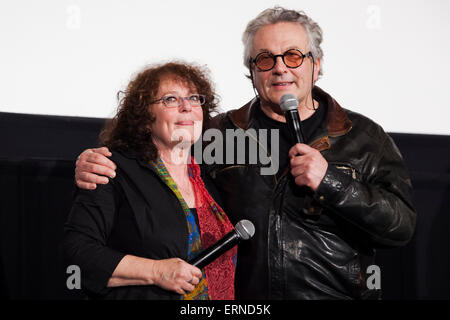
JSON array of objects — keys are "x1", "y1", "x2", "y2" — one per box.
[{"x1": 151, "y1": 156, "x2": 236, "y2": 300}]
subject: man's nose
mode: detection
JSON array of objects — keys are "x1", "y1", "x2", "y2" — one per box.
[{"x1": 273, "y1": 56, "x2": 288, "y2": 74}]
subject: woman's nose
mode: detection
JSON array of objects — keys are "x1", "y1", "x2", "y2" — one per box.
[{"x1": 178, "y1": 98, "x2": 193, "y2": 112}]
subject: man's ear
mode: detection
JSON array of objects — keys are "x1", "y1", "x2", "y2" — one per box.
[{"x1": 313, "y1": 57, "x2": 321, "y2": 83}]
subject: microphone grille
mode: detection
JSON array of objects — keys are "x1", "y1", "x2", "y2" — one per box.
[
  {"x1": 279, "y1": 94, "x2": 298, "y2": 111},
  {"x1": 235, "y1": 220, "x2": 255, "y2": 240}
]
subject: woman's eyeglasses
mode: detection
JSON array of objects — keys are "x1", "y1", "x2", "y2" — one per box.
[{"x1": 152, "y1": 94, "x2": 206, "y2": 108}]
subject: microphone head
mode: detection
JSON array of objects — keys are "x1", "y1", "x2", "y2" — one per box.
[
  {"x1": 279, "y1": 94, "x2": 299, "y2": 111},
  {"x1": 235, "y1": 220, "x2": 255, "y2": 240}
]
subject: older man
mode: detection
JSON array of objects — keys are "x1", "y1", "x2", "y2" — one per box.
[{"x1": 74, "y1": 7, "x2": 416, "y2": 299}]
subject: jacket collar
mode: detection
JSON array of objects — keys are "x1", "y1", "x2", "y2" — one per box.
[{"x1": 228, "y1": 86, "x2": 352, "y2": 137}]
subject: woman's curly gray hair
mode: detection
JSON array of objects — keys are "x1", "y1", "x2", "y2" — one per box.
[{"x1": 242, "y1": 6, "x2": 324, "y2": 76}]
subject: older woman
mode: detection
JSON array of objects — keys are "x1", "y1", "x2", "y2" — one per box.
[{"x1": 63, "y1": 62, "x2": 236, "y2": 300}]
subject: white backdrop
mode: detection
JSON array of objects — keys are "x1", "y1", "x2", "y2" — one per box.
[{"x1": 1, "y1": 0, "x2": 449, "y2": 134}]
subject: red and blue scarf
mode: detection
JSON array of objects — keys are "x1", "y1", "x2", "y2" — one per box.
[{"x1": 151, "y1": 156, "x2": 236, "y2": 300}]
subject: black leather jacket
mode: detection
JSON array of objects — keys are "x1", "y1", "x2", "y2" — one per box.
[{"x1": 203, "y1": 86, "x2": 416, "y2": 299}]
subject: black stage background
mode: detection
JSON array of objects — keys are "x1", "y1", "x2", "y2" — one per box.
[{"x1": 1, "y1": 111, "x2": 449, "y2": 300}]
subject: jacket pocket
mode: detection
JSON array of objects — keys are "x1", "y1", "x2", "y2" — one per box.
[{"x1": 328, "y1": 162, "x2": 358, "y2": 180}]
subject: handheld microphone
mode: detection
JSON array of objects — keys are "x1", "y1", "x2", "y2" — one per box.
[
  {"x1": 188, "y1": 220, "x2": 255, "y2": 269},
  {"x1": 280, "y1": 94, "x2": 305, "y2": 144}
]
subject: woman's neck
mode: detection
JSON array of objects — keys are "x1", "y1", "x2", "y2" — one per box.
[
  {"x1": 159, "y1": 147, "x2": 196, "y2": 208},
  {"x1": 157, "y1": 145, "x2": 191, "y2": 180}
]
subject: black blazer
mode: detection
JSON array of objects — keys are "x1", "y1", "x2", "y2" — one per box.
[{"x1": 63, "y1": 150, "x2": 223, "y2": 299}]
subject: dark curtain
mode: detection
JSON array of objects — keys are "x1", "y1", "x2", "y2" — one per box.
[
  {"x1": 0, "y1": 112, "x2": 449, "y2": 299},
  {"x1": 375, "y1": 134, "x2": 450, "y2": 299},
  {"x1": 0, "y1": 112, "x2": 103, "y2": 299}
]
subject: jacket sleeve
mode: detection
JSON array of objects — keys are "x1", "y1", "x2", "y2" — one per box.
[
  {"x1": 315, "y1": 134, "x2": 417, "y2": 247},
  {"x1": 62, "y1": 179, "x2": 126, "y2": 295}
]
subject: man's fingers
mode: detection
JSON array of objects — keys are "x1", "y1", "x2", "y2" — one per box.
[
  {"x1": 86, "y1": 152, "x2": 116, "y2": 171},
  {"x1": 290, "y1": 166, "x2": 305, "y2": 177},
  {"x1": 77, "y1": 147, "x2": 115, "y2": 170},
  {"x1": 288, "y1": 143, "x2": 314, "y2": 158},
  {"x1": 294, "y1": 175, "x2": 306, "y2": 187},
  {"x1": 76, "y1": 181, "x2": 97, "y2": 190},
  {"x1": 290, "y1": 155, "x2": 315, "y2": 169},
  {"x1": 91, "y1": 147, "x2": 112, "y2": 157},
  {"x1": 80, "y1": 162, "x2": 115, "y2": 179},
  {"x1": 77, "y1": 171, "x2": 109, "y2": 185}
]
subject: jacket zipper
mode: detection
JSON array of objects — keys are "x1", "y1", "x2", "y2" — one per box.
[{"x1": 268, "y1": 134, "x2": 330, "y2": 298}]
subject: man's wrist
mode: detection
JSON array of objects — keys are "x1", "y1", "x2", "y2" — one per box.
[{"x1": 314, "y1": 164, "x2": 353, "y2": 204}]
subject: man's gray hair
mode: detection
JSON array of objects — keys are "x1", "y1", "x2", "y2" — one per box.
[{"x1": 242, "y1": 6, "x2": 324, "y2": 76}]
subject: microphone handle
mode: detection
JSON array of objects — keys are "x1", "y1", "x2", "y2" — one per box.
[
  {"x1": 286, "y1": 110, "x2": 305, "y2": 144},
  {"x1": 188, "y1": 231, "x2": 240, "y2": 269}
]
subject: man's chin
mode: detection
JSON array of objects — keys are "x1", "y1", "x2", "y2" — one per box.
[{"x1": 269, "y1": 92, "x2": 298, "y2": 104}]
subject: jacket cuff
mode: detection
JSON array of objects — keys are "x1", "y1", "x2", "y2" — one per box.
[
  {"x1": 314, "y1": 164, "x2": 354, "y2": 205},
  {"x1": 83, "y1": 249, "x2": 126, "y2": 296}
]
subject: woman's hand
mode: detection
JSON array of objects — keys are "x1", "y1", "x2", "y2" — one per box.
[
  {"x1": 108, "y1": 255, "x2": 202, "y2": 295},
  {"x1": 151, "y1": 258, "x2": 202, "y2": 295}
]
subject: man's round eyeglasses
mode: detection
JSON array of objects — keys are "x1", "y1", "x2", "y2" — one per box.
[
  {"x1": 151, "y1": 94, "x2": 206, "y2": 108},
  {"x1": 251, "y1": 49, "x2": 313, "y2": 72}
]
